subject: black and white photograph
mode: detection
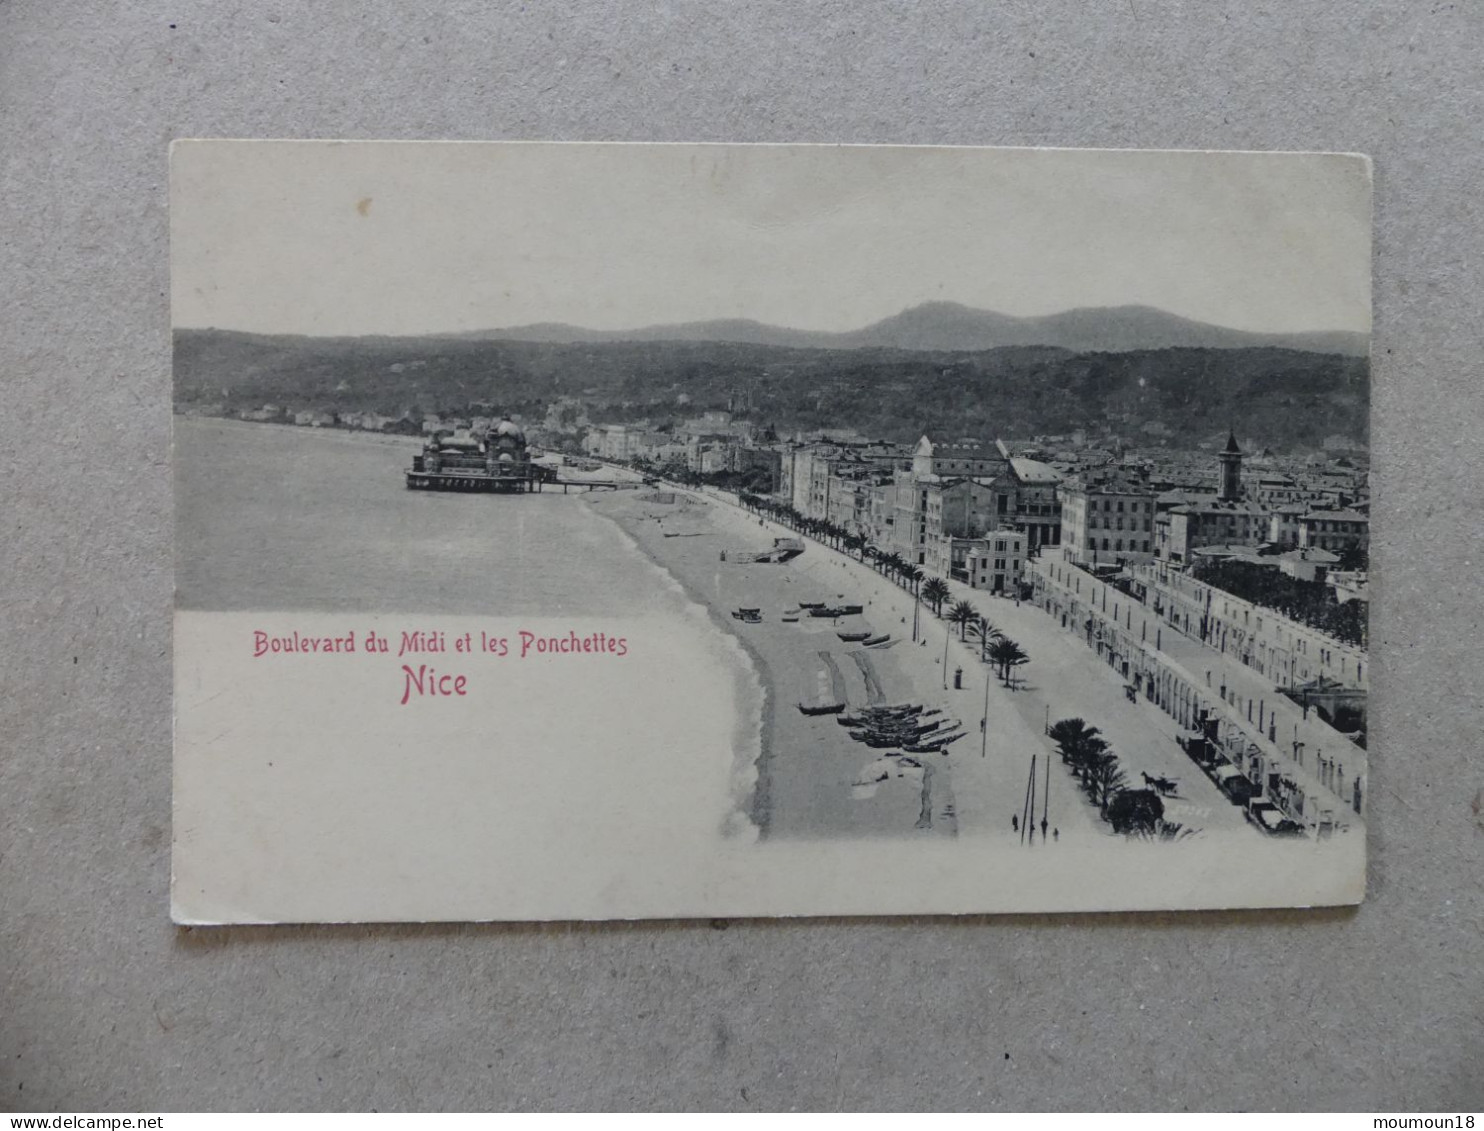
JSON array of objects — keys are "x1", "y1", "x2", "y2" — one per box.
[{"x1": 171, "y1": 141, "x2": 1370, "y2": 922}]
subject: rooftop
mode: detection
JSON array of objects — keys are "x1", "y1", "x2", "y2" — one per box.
[
  {"x1": 1303, "y1": 509, "x2": 1369, "y2": 523},
  {"x1": 1008, "y1": 457, "x2": 1062, "y2": 484}
]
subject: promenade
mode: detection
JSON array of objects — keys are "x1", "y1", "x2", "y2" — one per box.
[
  {"x1": 1027, "y1": 554, "x2": 1366, "y2": 834},
  {"x1": 693, "y1": 486, "x2": 1257, "y2": 842}
]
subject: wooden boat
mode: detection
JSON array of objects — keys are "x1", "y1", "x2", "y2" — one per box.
[
  {"x1": 866, "y1": 716, "x2": 955, "y2": 738},
  {"x1": 837, "y1": 706, "x2": 923, "y2": 726},
  {"x1": 731, "y1": 607, "x2": 762, "y2": 623},
  {"x1": 797, "y1": 601, "x2": 826, "y2": 610},
  {"x1": 922, "y1": 717, "x2": 961, "y2": 732},
  {"x1": 798, "y1": 701, "x2": 846, "y2": 716},
  {"x1": 850, "y1": 721, "x2": 938, "y2": 742},
  {"x1": 781, "y1": 611, "x2": 801, "y2": 623},
  {"x1": 836, "y1": 629, "x2": 873, "y2": 642},
  {"x1": 860, "y1": 633, "x2": 892, "y2": 647},
  {"x1": 904, "y1": 730, "x2": 965, "y2": 753},
  {"x1": 797, "y1": 654, "x2": 847, "y2": 717}
]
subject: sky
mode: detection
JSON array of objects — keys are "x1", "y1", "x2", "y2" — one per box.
[{"x1": 171, "y1": 141, "x2": 1371, "y2": 338}]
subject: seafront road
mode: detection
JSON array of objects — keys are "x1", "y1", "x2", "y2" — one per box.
[{"x1": 690, "y1": 487, "x2": 1255, "y2": 843}]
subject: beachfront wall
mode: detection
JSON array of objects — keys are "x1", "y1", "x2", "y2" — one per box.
[
  {"x1": 1130, "y1": 560, "x2": 1367, "y2": 692},
  {"x1": 1027, "y1": 558, "x2": 1366, "y2": 829}
]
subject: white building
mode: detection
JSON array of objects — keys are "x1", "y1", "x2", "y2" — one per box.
[
  {"x1": 964, "y1": 528, "x2": 1027, "y2": 593},
  {"x1": 1060, "y1": 475, "x2": 1158, "y2": 566}
]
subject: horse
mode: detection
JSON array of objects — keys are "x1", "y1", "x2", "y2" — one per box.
[{"x1": 1141, "y1": 771, "x2": 1179, "y2": 797}]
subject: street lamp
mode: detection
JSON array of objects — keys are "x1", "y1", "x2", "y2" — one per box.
[{"x1": 981, "y1": 670, "x2": 992, "y2": 758}]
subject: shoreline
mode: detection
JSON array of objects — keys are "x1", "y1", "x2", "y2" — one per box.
[
  {"x1": 584, "y1": 491, "x2": 769, "y2": 841},
  {"x1": 588, "y1": 487, "x2": 954, "y2": 842},
  {"x1": 174, "y1": 412, "x2": 427, "y2": 448},
  {"x1": 585, "y1": 492, "x2": 776, "y2": 837}
]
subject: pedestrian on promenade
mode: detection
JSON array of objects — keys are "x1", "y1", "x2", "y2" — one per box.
[
  {"x1": 1040, "y1": 818, "x2": 1049, "y2": 839},
  {"x1": 1011, "y1": 814, "x2": 1019, "y2": 833},
  {"x1": 1053, "y1": 828, "x2": 1059, "y2": 842}
]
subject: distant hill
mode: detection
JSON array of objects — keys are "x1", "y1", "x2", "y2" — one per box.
[
  {"x1": 467, "y1": 302, "x2": 1368, "y2": 357},
  {"x1": 175, "y1": 328, "x2": 1370, "y2": 454}
]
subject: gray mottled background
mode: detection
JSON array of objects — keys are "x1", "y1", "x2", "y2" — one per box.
[{"x1": 2, "y1": 0, "x2": 1480, "y2": 1112}]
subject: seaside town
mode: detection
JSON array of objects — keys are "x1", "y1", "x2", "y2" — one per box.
[{"x1": 199, "y1": 391, "x2": 1369, "y2": 846}]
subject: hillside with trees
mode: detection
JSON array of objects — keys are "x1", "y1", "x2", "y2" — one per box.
[{"x1": 175, "y1": 329, "x2": 1369, "y2": 452}]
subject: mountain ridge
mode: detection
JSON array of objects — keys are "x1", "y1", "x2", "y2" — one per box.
[
  {"x1": 189, "y1": 301, "x2": 1369, "y2": 357},
  {"x1": 465, "y1": 302, "x2": 1367, "y2": 357},
  {"x1": 173, "y1": 329, "x2": 1371, "y2": 455}
]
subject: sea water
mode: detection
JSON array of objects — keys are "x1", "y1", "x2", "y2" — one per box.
[
  {"x1": 176, "y1": 417, "x2": 679, "y2": 615},
  {"x1": 173, "y1": 417, "x2": 761, "y2": 839}
]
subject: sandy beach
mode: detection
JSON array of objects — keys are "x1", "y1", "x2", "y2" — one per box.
[
  {"x1": 178, "y1": 419, "x2": 1244, "y2": 852},
  {"x1": 589, "y1": 487, "x2": 980, "y2": 841},
  {"x1": 588, "y1": 483, "x2": 1218, "y2": 850}
]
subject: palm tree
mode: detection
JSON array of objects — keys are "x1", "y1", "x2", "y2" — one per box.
[
  {"x1": 1048, "y1": 718, "x2": 1108, "y2": 781},
  {"x1": 880, "y1": 552, "x2": 906, "y2": 585},
  {"x1": 947, "y1": 599, "x2": 978, "y2": 640},
  {"x1": 1087, "y1": 753, "x2": 1127, "y2": 817},
  {"x1": 969, "y1": 615, "x2": 1002, "y2": 662},
  {"x1": 921, "y1": 577, "x2": 951, "y2": 617},
  {"x1": 988, "y1": 636, "x2": 1029, "y2": 686},
  {"x1": 905, "y1": 565, "x2": 924, "y2": 597}
]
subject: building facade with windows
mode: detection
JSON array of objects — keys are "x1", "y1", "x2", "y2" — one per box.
[
  {"x1": 911, "y1": 436, "x2": 1009, "y2": 480},
  {"x1": 1059, "y1": 476, "x2": 1158, "y2": 566},
  {"x1": 1155, "y1": 500, "x2": 1272, "y2": 564},
  {"x1": 1298, "y1": 510, "x2": 1369, "y2": 554},
  {"x1": 1006, "y1": 458, "x2": 1063, "y2": 553},
  {"x1": 1129, "y1": 560, "x2": 1367, "y2": 692},
  {"x1": 963, "y1": 528, "x2": 1027, "y2": 593}
]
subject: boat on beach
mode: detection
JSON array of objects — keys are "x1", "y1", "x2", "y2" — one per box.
[
  {"x1": 836, "y1": 628, "x2": 873, "y2": 642},
  {"x1": 837, "y1": 705, "x2": 922, "y2": 726},
  {"x1": 861, "y1": 633, "x2": 892, "y2": 647},
  {"x1": 797, "y1": 652, "x2": 848, "y2": 716},
  {"x1": 731, "y1": 607, "x2": 762, "y2": 623},
  {"x1": 904, "y1": 731, "x2": 965, "y2": 753},
  {"x1": 843, "y1": 699, "x2": 959, "y2": 750}
]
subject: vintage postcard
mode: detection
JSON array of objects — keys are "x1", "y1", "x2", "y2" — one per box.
[{"x1": 171, "y1": 141, "x2": 1371, "y2": 922}]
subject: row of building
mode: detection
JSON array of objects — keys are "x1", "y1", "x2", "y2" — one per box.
[
  {"x1": 764, "y1": 430, "x2": 1369, "y2": 603},
  {"x1": 581, "y1": 414, "x2": 784, "y2": 480}
]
